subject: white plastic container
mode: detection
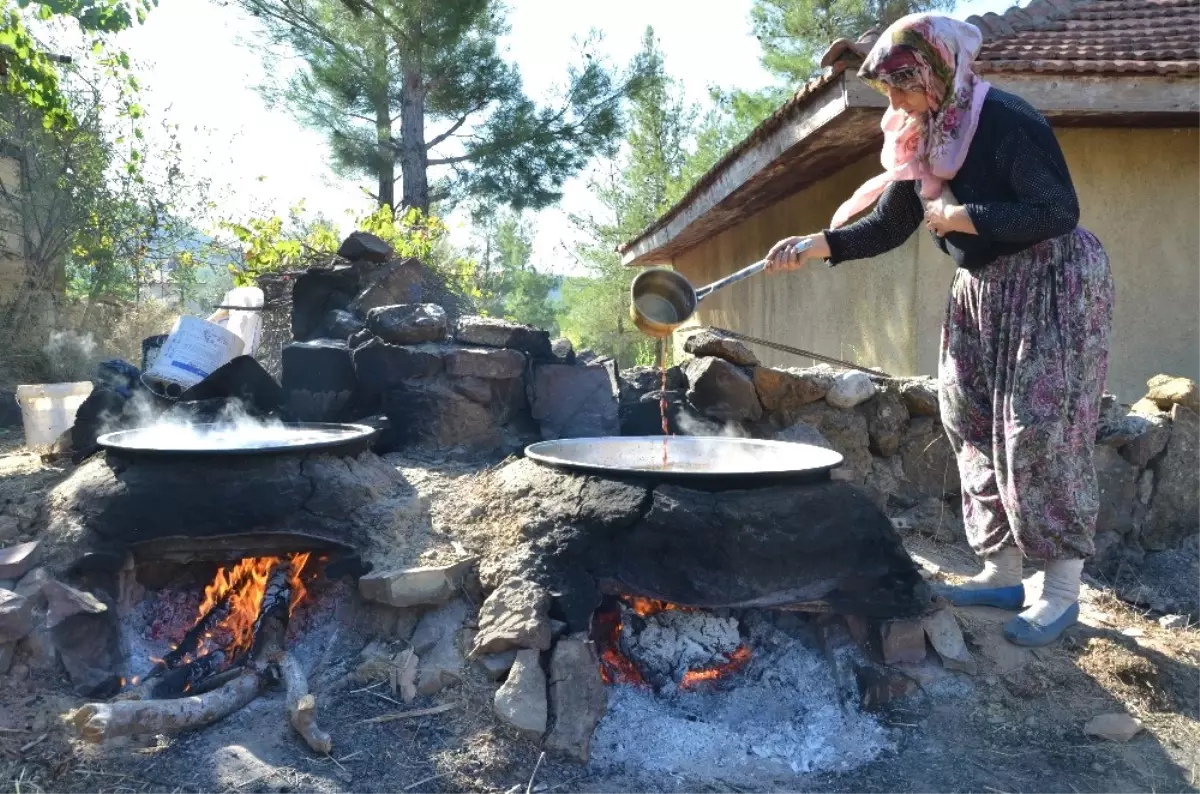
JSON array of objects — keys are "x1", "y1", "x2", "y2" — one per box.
[
  {"x1": 15, "y1": 381, "x2": 94, "y2": 449},
  {"x1": 207, "y1": 286, "x2": 264, "y2": 357},
  {"x1": 145, "y1": 315, "x2": 245, "y2": 390}
]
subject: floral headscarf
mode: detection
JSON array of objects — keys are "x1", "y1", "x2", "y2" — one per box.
[{"x1": 829, "y1": 14, "x2": 991, "y2": 229}]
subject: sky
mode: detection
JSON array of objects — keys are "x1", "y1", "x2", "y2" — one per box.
[{"x1": 116, "y1": 0, "x2": 1014, "y2": 276}]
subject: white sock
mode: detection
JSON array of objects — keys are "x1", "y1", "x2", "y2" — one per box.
[
  {"x1": 961, "y1": 546, "x2": 1023, "y2": 589},
  {"x1": 1019, "y1": 559, "x2": 1083, "y2": 627}
]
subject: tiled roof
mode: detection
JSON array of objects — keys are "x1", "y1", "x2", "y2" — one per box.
[{"x1": 970, "y1": 0, "x2": 1200, "y2": 74}]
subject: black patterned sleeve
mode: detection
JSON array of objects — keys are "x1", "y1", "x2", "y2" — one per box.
[
  {"x1": 823, "y1": 180, "x2": 923, "y2": 265},
  {"x1": 962, "y1": 123, "x2": 1079, "y2": 243}
]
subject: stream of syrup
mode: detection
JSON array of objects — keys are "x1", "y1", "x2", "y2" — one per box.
[{"x1": 659, "y1": 338, "x2": 670, "y2": 467}]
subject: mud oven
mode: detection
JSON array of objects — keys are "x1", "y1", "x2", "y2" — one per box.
[{"x1": 37, "y1": 428, "x2": 945, "y2": 775}]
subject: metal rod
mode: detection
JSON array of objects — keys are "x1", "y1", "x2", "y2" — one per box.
[{"x1": 707, "y1": 327, "x2": 891, "y2": 378}]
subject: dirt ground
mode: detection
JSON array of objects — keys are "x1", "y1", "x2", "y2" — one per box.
[{"x1": 1, "y1": 450, "x2": 1197, "y2": 794}]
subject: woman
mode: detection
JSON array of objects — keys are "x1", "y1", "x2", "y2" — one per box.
[{"x1": 766, "y1": 13, "x2": 1113, "y2": 647}]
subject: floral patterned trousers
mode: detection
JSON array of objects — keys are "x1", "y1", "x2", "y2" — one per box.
[{"x1": 939, "y1": 228, "x2": 1114, "y2": 561}]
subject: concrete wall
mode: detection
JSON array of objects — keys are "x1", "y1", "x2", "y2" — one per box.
[{"x1": 669, "y1": 127, "x2": 1200, "y2": 402}]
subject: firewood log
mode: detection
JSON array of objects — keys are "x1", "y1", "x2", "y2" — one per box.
[{"x1": 282, "y1": 654, "x2": 332, "y2": 754}]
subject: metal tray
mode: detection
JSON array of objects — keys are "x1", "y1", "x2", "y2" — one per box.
[
  {"x1": 96, "y1": 422, "x2": 378, "y2": 458},
  {"x1": 525, "y1": 436, "x2": 843, "y2": 484}
]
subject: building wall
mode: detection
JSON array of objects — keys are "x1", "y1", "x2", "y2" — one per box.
[
  {"x1": 670, "y1": 127, "x2": 1200, "y2": 402},
  {"x1": 0, "y1": 155, "x2": 25, "y2": 304}
]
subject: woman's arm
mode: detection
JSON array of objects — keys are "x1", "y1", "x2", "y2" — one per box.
[
  {"x1": 960, "y1": 124, "x2": 1080, "y2": 243},
  {"x1": 823, "y1": 180, "x2": 924, "y2": 265}
]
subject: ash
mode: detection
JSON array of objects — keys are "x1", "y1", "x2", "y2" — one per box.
[
  {"x1": 592, "y1": 619, "x2": 890, "y2": 782},
  {"x1": 621, "y1": 606, "x2": 741, "y2": 686}
]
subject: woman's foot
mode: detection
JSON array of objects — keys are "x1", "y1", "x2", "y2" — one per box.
[
  {"x1": 936, "y1": 546, "x2": 1026, "y2": 610},
  {"x1": 1003, "y1": 558, "x2": 1083, "y2": 646}
]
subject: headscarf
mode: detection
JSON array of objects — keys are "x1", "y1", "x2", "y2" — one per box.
[{"x1": 829, "y1": 14, "x2": 991, "y2": 229}]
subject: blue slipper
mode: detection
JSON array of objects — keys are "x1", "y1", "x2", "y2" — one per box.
[
  {"x1": 934, "y1": 583, "x2": 1026, "y2": 611},
  {"x1": 1003, "y1": 602, "x2": 1080, "y2": 647}
]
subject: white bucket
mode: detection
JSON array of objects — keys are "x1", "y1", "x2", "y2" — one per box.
[
  {"x1": 15, "y1": 381, "x2": 94, "y2": 449},
  {"x1": 207, "y1": 286, "x2": 264, "y2": 357},
  {"x1": 145, "y1": 315, "x2": 245, "y2": 390}
]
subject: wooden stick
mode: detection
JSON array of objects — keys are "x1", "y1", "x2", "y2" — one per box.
[
  {"x1": 282, "y1": 654, "x2": 332, "y2": 754},
  {"x1": 72, "y1": 670, "x2": 265, "y2": 743},
  {"x1": 358, "y1": 703, "x2": 455, "y2": 724}
]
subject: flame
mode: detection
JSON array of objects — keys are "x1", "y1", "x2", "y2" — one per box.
[
  {"x1": 623, "y1": 596, "x2": 687, "y2": 618},
  {"x1": 595, "y1": 606, "x2": 645, "y2": 686},
  {"x1": 190, "y1": 553, "x2": 313, "y2": 659},
  {"x1": 680, "y1": 645, "x2": 752, "y2": 689}
]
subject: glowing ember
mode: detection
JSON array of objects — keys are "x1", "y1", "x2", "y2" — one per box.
[
  {"x1": 679, "y1": 645, "x2": 752, "y2": 689},
  {"x1": 190, "y1": 553, "x2": 311, "y2": 659},
  {"x1": 623, "y1": 596, "x2": 687, "y2": 618},
  {"x1": 596, "y1": 607, "x2": 645, "y2": 686}
]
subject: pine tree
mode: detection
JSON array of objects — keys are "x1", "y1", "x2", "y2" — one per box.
[
  {"x1": 750, "y1": 0, "x2": 956, "y2": 83},
  {"x1": 241, "y1": 0, "x2": 647, "y2": 213}
]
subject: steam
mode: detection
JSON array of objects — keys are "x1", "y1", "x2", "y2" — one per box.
[
  {"x1": 676, "y1": 410, "x2": 750, "y2": 439},
  {"x1": 43, "y1": 331, "x2": 100, "y2": 383},
  {"x1": 96, "y1": 389, "x2": 340, "y2": 452}
]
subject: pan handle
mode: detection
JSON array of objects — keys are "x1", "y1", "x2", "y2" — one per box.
[{"x1": 694, "y1": 239, "x2": 813, "y2": 302}]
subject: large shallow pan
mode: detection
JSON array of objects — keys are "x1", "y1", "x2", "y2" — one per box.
[
  {"x1": 525, "y1": 436, "x2": 843, "y2": 486},
  {"x1": 96, "y1": 422, "x2": 378, "y2": 458}
]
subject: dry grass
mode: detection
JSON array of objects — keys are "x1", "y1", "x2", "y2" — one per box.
[{"x1": 0, "y1": 299, "x2": 179, "y2": 389}]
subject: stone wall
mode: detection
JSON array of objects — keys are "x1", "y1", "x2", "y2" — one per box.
[{"x1": 634, "y1": 329, "x2": 1199, "y2": 588}]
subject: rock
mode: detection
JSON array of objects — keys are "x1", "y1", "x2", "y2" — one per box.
[
  {"x1": 0, "y1": 589, "x2": 33, "y2": 644},
  {"x1": 1118, "y1": 413, "x2": 1172, "y2": 467},
  {"x1": 793, "y1": 402, "x2": 872, "y2": 483},
  {"x1": 354, "y1": 640, "x2": 396, "y2": 683},
  {"x1": 410, "y1": 599, "x2": 473, "y2": 656},
  {"x1": 1142, "y1": 405, "x2": 1199, "y2": 550},
  {"x1": 493, "y1": 649, "x2": 547, "y2": 737},
  {"x1": 338, "y1": 231, "x2": 392, "y2": 263},
  {"x1": 1137, "y1": 470, "x2": 1155, "y2": 505},
  {"x1": 476, "y1": 650, "x2": 518, "y2": 681},
  {"x1": 891, "y1": 499, "x2": 964, "y2": 543},
  {"x1": 880, "y1": 618, "x2": 927, "y2": 665},
  {"x1": 575, "y1": 349, "x2": 597, "y2": 364},
  {"x1": 52, "y1": 606, "x2": 121, "y2": 697},
  {"x1": 42, "y1": 580, "x2": 107, "y2": 629},
  {"x1": 1146, "y1": 374, "x2": 1200, "y2": 413},
  {"x1": 1095, "y1": 446, "x2": 1140, "y2": 537},
  {"x1": 898, "y1": 417, "x2": 960, "y2": 499},
  {"x1": 826, "y1": 371, "x2": 877, "y2": 409},
  {"x1": 452, "y1": 376, "x2": 493, "y2": 404},
  {"x1": 456, "y1": 316, "x2": 553, "y2": 361},
  {"x1": 14, "y1": 567, "x2": 50, "y2": 602},
  {"x1": 382, "y1": 379, "x2": 502, "y2": 450},
  {"x1": 618, "y1": 389, "x2": 708, "y2": 437},
  {"x1": 864, "y1": 455, "x2": 905, "y2": 510},
  {"x1": 359, "y1": 558, "x2": 476, "y2": 608},
  {"x1": 349, "y1": 257, "x2": 425, "y2": 317},
  {"x1": 472, "y1": 577, "x2": 553, "y2": 656},
  {"x1": 774, "y1": 420, "x2": 832, "y2": 448},
  {"x1": 0, "y1": 642, "x2": 13, "y2": 674},
  {"x1": 683, "y1": 357, "x2": 763, "y2": 423},
  {"x1": 752, "y1": 366, "x2": 829, "y2": 425},
  {"x1": 899, "y1": 377, "x2": 939, "y2": 418},
  {"x1": 550, "y1": 338, "x2": 575, "y2": 365},
  {"x1": 417, "y1": 625, "x2": 469, "y2": 696},
  {"x1": 322, "y1": 309, "x2": 366, "y2": 340},
  {"x1": 923, "y1": 608, "x2": 976, "y2": 674},
  {"x1": 860, "y1": 385, "x2": 909, "y2": 457},
  {"x1": 544, "y1": 639, "x2": 607, "y2": 763},
  {"x1": 1158, "y1": 614, "x2": 1190, "y2": 630},
  {"x1": 281, "y1": 339, "x2": 362, "y2": 422},
  {"x1": 0, "y1": 541, "x2": 39, "y2": 581},
  {"x1": 291, "y1": 266, "x2": 362, "y2": 342},
  {"x1": 0, "y1": 516, "x2": 18, "y2": 544},
  {"x1": 1084, "y1": 713, "x2": 1144, "y2": 743},
  {"x1": 353, "y1": 338, "x2": 446, "y2": 391},
  {"x1": 366, "y1": 303, "x2": 448, "y2": 345},
  {"x1": 445, "y1": 347, "x2": 525, "y2": 380},
  {"x1": 618, "y1": 366, "x2": 685, "y2": 405},
  {"x1": 530, "y1": 364, "x2": 619, "y2": 440},
  {"x1": 1130, "y1": 397, "x2": 1165, "y2": 417},
  {"x1": 682, "y1": 328, "x2": 758, "y2": 366}
]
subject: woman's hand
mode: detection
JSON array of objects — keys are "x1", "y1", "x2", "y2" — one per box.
[
  {"x1": 924, "y1": 202, "x2": 977, "y2": 237},
  {"x1": 765, "y1": 233, "x2": 830, "y2": 274}
]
